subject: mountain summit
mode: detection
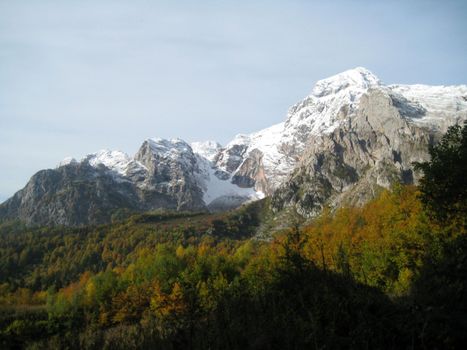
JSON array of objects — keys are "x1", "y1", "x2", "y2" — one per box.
[
  {"x1": 311, "y1": 67, "x2": 381, "y2": 97},
  {"x1": 1, "y1": 67, "x2": 466, "y2": 226}
]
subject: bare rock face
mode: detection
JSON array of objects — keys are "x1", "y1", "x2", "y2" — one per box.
[
  {"x1": 0, "y1": 162, "x2": 146, "y2": 226},
  {"x1": 231, "y1": 149, "x2": 267, "y2": 189},
  {"x1": 134, "y1": 139, "x2": 206, "y2": 211}
]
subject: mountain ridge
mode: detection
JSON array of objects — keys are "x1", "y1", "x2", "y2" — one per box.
[{"x1": 1, "y1": 67, "x2": 466, "y2": 226}]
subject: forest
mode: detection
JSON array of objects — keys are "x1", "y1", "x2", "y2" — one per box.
[{"x1": 0, "y1": 123, "x2": 466, "y2": 349}]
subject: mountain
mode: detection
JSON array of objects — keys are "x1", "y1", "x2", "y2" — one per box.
[
  {"x1": 212, "y1": 67, "x2": 467, "y2": 216},
  {"x1": 1, "y1": 67, "x2": 466, "y2": 226}
]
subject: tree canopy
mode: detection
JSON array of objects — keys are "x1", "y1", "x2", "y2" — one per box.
[{"x1": 415, "y1": 122, "x2": 467, "y2": 226}]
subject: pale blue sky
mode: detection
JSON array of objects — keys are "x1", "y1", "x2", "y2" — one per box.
[{"x1": 1, "y1": 0, "x2": 466, "y2": 201}]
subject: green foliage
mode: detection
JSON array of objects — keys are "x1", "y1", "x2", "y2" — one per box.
[
  {"x1": 415, "y1": 122, "x2": 467, "y2": 225},
  {"x1": 0, "y1": 202, "x2": 265, "y2": 292},
  {"x1": 410, "y1": 234, "x2": 467, "y2": 349},
  {"x1": 0, "y1": 305, "x2": 49, "y2": 349},
  {"x1": 301, "y1": 185, "x2": 429, "y2": 295}
]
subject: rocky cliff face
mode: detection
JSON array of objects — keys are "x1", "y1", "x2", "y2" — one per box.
[
  {"x1": 133, "y1": 138, "x2": 206, "y2": 211},
  {"x1": 0, "y1": 162, "x2": 145, "y2": 226},
  {"x1": 271, "y1": 87, "x2": 440, "y2": 216},
  {"x1": 0, "y1": 139, "x2": 206, "y2": 226},
  {"x1": 1, "y1": 67, "x2": 466, "y2": 226}
]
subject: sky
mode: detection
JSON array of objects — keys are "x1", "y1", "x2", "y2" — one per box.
[{"x1": 1, "y1": 0, "x2": 467, "y2": 202}]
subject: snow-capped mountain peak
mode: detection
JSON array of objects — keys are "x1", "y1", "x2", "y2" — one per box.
[
  {"x1": 282, "y1": 68, "x2": 381, "y2": 141},
  {"x1": 85, "y1": 149, "x2": 147, "y2": 178},
  {"x1": 141, "y1": 138, "x2": 198, "y2": 169},
  {"x1": 147, "y1": 138, "x2": 192, "y2": 156},
  {"x1": 311, "y1": 67, "x2": 381, "y2": 98},
  {"x1": 86, "y1": 150, "x2": 131, "y2": 172}
]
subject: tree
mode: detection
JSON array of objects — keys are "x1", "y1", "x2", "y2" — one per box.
[{"x1": 414, "y1": 122, "x2": 467, "y2": 226}]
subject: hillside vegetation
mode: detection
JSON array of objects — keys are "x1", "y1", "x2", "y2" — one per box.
[{"x1": 1, "y1": 123, "x2": 466, "y2": 349}]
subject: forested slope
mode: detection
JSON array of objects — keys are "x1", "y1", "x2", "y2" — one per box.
[{"x1": 0, "y1": 123, "x2": 466, "y2": 349}]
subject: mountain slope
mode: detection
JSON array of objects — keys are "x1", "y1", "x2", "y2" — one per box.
[{"x1": 1, "y1": 67, "x2": 466, "y2": 226}]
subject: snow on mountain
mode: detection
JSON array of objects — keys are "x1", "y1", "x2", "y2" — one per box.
[
  {"x1": 57, "y1": 157, "x2": 77, "y2": 167},
  {"x1": 311, "y1": 67, "x2": 381, "y2": 98},
  {"x1": 85, "y1": 150, "x2": 134, "y2": 175},
  {"x1": 57, "y1": 150, "x2": 147, "y2": 180},
  {"x1": 145, "y1": 138, "x2": 195, "y2": 167},
  {"x1": 190, "y1": 140, "x2": 263, "y2": 207},
  {"x1": 191, "y1": 141, "x2": 222, "y2": 162},
  {"x1": 195, "y1": 154, "x2": 262, "y2": 206},
  {"x1": 218, "y1": 122, "x2": 285, "y2": 172},
  {"x1": 283, "y1": 67, "x2": 381, "y2": 141},
  {"x1": 389, "y1": 83, "x2": 467, "y2": 131},
  {"x1": 215, "y1": 122, "x2": 293, "y2": 191}
]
